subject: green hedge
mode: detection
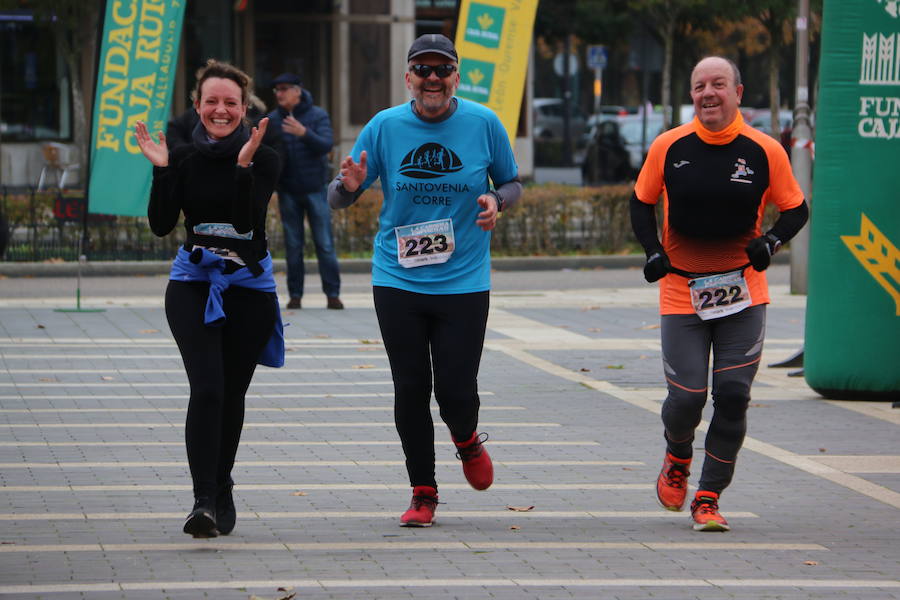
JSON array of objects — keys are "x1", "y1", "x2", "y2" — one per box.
[{"x1": 1, "y1": 183, "x2": 641, "y2": 261}]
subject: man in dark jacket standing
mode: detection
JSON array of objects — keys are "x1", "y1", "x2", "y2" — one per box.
[{"x1": 268, "y1": 72, "x2": 342, "y2": 310}]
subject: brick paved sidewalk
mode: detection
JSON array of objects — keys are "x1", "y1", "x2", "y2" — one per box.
[{"x1": 0, "y1": 273, "x2": 897, "y2": 599}]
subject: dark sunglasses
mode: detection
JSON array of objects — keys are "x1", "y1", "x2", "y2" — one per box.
[{"x1": 410, "y1": 64, "x2": 457, "y2": 78}]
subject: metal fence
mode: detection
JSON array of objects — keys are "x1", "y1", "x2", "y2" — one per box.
[{"x1": 1, "y1": 184, "x2": 642, "y2": 262}]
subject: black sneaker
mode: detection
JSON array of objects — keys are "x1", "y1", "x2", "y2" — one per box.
[
  {"x1": 216, "y1": 484, "x2": 236, "y2": 535},
  {"x1": 183, "y1": 497, "x2": 218, "y2": 538}
]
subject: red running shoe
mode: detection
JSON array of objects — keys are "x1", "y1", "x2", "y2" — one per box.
[
  {"x1": 399, "y1": 485, "x2": 438, "y2": 527},
  {"x1": 690, "y1": 491, "x2": 730, "y2": 532},
  {"x1": 453, "y1": 432, "x2": 493, "y2": 490},
  {"x1": 656, "y1": 452, "x2": 691, "y2": 511}
]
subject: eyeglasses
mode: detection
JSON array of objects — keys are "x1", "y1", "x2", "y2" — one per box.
[{"x1": 409, "y1": 64, "x2": 457, "y2": 79}]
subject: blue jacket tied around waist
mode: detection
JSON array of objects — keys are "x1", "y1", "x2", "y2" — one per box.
[{"x1": 169, "y1": 247, "x2": 285, "y2": 368}]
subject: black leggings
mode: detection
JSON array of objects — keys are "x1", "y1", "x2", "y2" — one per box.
[
  {"x1": 165, "y1": 280, "x2": 277, "y2": 499},
  {"x1": 660, "y1": 304, "x2": 766, "y2": 495},
  {"x1": 373, "y1": 286, "x2": 490, "y2": 489}
]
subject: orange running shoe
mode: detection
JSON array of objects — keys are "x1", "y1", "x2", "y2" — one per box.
[
  {"x1": 690, "y1": 491, "x2": 730, "y2": 532},
  {"x1": 399, "y1": 486, "x2": 438, "y2": 527},
  {"x1": 656, "y1": 452, "x2": 691, "y2": 511},
  {"x1": 453, "y1": 432, "x2": 494, "y2": 490}
]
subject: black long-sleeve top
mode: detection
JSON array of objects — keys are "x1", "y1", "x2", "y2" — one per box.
[{"x1": 148, "y1": 143, "x2": 280, "y2": 263}]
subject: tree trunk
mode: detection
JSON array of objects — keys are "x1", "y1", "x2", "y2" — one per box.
[
  {"x1": 768, "y1": 12, "x2": 782, "y2": 140},
  {"x1": 661, "y1": 17, "x2": 675, "y2": 130}
]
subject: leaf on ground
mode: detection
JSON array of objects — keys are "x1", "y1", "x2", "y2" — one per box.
[
  {"x1": 290, "y1": 491, "x2": 307, "y2": 496},
  {"x1": 605, "y1": 365, "x2": 624, "y2": 369},
  {"x1": 353, "y1": 364, "x2": 375, "y2": 369},
  {"x1": 314, "y1": 334, "x2": 331, "y2": 339},
  {"x1": 506, "y1": 505, "x2": 535, "y2": 512},
  {"x1": 639, "y1": 323, "x2": 660, "y2": 330},
  {"x1": 36, "y1": 324, "x2": 45, "y2": 329},
  {"x1": 509, "y1": 525, "x2": 521, "y2": 530},
  {"x1": 819, "y1": 448, "x2": 827, "y2": 453},
  {"x1": 139, "y1": 329, "x2": 159, "y2": 334},
  {"x1": 101, "y1": 376, "x2": 114, "y2": 381},
  {"x1": 580, "y1": 368, "x2": 591, "y2": 372},
  {"x1": 359, "y1": 339, "x2": 381, "y2": 344},
  {"x1": 580, "y1": 305, "x2": 601, "y2": 312},
  {"x1": 803, "y1": 560, "x2": 818, "y2": 566}
]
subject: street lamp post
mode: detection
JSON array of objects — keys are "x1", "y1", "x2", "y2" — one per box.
[{"x1": 790, "y1": 0, "x2": 813, "y2": 294}]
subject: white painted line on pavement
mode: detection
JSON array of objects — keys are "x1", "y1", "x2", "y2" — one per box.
[
  {"x1": 0, "y1": 509, "x2": 757, "y2": 520},
  {"x1": 0, "y1": 439, "x2": 590, "y2": 448},
  {"x1": 0, "y1": 421, "x2": 559, "y2": 428},
  {"x1": 0, "y1": 459, "x2": 640, "y2": 468},
  {"x1": 0, "y1": 540, "x2": 827, "y2": 553},
  {"x1": 4, "y1": 367, "x2": 392, "y2": 374},
  {"x1": 488, "y1": 309, "x2": 594, "y2": 343},
  {"x1": 2, "y1": 353, "x2": 387, "y2": 360},
  {"x1": 488, "y1": 343, "x2": 900, "y2": 510},
  {"x1": 0, "y1": 392, "x2": 494, "y2": 400},
  {"x1": 0, "y1": 405, "x2": 522, "y2": 414},
  {"x1": 0, "y1": 337, "x2": 380, "y2": 345},
  {"x1": 0, "y1": 482, "x2": 641, "y2": 492},
  {"x1": 0, "y1": 381, "x2": 395, "y2": 388},
  {"x1": 800, "y1": 455, "x2": 900, "y2": 474},
  {"x1": 2, "y1": 578, "x2": 897, "y2": 595}
]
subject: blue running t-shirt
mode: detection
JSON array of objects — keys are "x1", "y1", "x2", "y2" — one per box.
[{"x1": 351, "y1": 98, "x2": 518, "y2": 295}]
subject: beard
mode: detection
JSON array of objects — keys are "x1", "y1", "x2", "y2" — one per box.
[{"x1": 414, "y1": 83, "x2": 455, "y2": 115}]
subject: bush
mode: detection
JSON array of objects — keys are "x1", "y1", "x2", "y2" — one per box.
[
  {"x1": 493, "y1": 183, "x2": 636, "y2": 255},
  {"x1": 1, "y1": 183, "x2": 642, "y2": 261}
]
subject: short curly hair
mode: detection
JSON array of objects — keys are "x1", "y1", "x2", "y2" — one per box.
[{"x1": 192, "y1": 59, "x2": 252, "y2": 105}]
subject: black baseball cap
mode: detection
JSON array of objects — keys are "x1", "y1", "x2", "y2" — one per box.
[
  {"x1": 270, "y1": 72, "x2": 302, "y2": 87},
  {"x1": 407, "y1": 34, "x2": 458, "y2": 62}
]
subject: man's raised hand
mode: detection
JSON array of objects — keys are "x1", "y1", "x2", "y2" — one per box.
[{"x1": 340, "y1": 151, "x2": 367, "y2": 192}]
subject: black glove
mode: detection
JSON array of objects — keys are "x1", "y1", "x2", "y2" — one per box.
[
  {"x1": 745, "y1": 233, "x2": 781, "y2": 272},
  {"x1": 644, "y1": 251, "x2": 671, "y2": 283}
]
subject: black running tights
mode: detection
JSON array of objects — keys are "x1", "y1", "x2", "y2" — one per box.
[
  {"x1": 373, "y1": 286, "x2": 489, "y2": 490},
  {"x1": 659, "y1": 304, "x2": 766, "y2": 495},
  {"x1": 165, "y1": 280, "x2": 277, "y2": 499}
]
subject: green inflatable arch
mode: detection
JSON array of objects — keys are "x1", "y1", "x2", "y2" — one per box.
[{"x1": 805, "y1": 0, "x2": 900, "y2": 399}]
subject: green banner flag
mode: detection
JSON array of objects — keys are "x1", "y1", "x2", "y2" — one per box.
[
  {"x1": 88, "y1": 0, "x2": 186, "y2": 217},
  {"x1": 805, "y1": 0, "x2": 900, "y2": 399}
]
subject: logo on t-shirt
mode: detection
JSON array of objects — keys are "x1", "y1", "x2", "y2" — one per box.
[
  {"x1": 398, "y1": 143, "x2": 463, "y2": 179},
  {"x1": 730, "y1": 158, "x2": 755, "y2": 184}
]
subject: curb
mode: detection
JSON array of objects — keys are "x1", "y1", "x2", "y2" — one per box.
[{"x1": 0, "y1": 253, "x2": 788, "y2": 278}]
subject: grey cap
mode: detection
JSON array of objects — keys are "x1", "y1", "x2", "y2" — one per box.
[{"x1": 407, "y1": 34, "x2": 458, "y2": 62}]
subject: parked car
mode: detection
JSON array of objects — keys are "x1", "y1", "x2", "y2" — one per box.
[
  {"x1": 533, "y1": 97, "x2": 587, "y2": 141},
  {"x1": 750, "y1": 109, "x2": 805, "y2": 153},
  {"x1": 617, "y1": 114, "x2": 665, "y2": 174}
]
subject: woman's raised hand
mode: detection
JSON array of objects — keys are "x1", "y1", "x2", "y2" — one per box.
[
  {"x1": 238, "y1": 117, "x2": 269, "y2": 168},
  {"x1": 134, "y1": 121, "x2": 169, "y2": 167}
]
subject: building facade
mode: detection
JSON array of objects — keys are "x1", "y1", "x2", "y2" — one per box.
[{"x1": 0, "y1": 0, "x2": 533, "y2": 191}]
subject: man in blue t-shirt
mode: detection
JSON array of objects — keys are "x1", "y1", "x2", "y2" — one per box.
[{"x1": 328, "y1": 33, "x2": 522, "y2": 528}]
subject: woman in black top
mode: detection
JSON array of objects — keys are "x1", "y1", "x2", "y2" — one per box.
[{"x1": 135, "y1": 59, "x2": 281, "y2": 538}]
